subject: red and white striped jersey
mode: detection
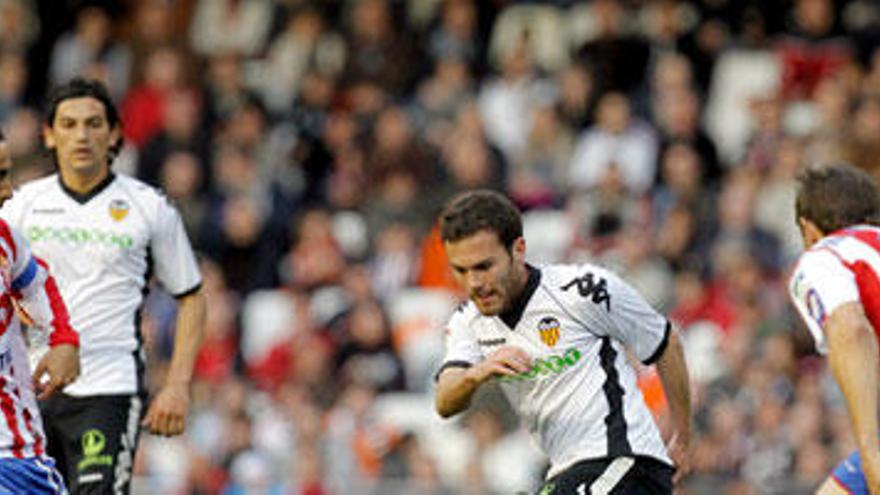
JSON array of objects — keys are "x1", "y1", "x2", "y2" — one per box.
[
  {"x1": 789, "y1": 224, "x2": 880, "y2": 354},
  {"x1": 0, "y1": 218, "x2": 77, "y2": 459}
]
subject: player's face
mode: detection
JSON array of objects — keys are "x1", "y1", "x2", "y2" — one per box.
[
  {"x1": 44, "y1": 97, "x2": 119, "y2": 177},
  {"x1": 0, "y1": 142, "x2": 11, "y2": 205},
  {"x1": 445, "y1": 229, "x2": 526, "y2": 316}
]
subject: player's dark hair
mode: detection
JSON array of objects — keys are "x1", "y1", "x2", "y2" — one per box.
[
  {"x1": 796, "y1": 163, "x2": 880, "y2": 233},
  {"x1": 0, "y1": 128, "x2": 4, "y2": 142},
  {"x1": 44, "y1": 77, "x2": 122, "y2": 162},
  {"x1": 440, "y1": 189, "x2": 522, "y2": 250},
  {"x1": 45, "y1": 77, "x2": 120, "y2": 129}
]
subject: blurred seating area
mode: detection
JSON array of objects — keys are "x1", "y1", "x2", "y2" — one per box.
[{"x1": 3, "y1": 0, "x2": 880, "y2": 493}]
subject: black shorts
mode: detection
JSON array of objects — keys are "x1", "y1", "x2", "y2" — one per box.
[
  {"x1": 39, "y1": 394, "x2": 145, "y2": 495},
  {"x1": 536, "y1": 456, "x2": 674, "y2": 495}
]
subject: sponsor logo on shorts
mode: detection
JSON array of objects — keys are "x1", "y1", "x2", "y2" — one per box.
[
  {"x1": 77, "y1": 429, "x2": 113, "y2": 471},
  {"x1": 78, "y1": 473, "x2": 103, "y2": 484}
]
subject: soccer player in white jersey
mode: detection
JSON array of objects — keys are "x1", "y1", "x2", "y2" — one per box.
[
  {"x1": 789, "y1": 165, "x2": 880, "y2": 495},
  {"x1": 0, "y1": 78, "x2": 206, "y2": 494},
  {"x1": 434, "y1": 190, "x2": 692, "y2": 494},
  {"x1": 0, "y1": 129, "x2": 81, "y2": 493}
]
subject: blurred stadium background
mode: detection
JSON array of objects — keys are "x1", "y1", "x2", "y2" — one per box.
[{"x1": 2, "y1": 0, "x2": 878, "y2": 493}]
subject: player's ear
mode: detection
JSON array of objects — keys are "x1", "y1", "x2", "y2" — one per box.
[
  {"x1": 799, "y1": 217, "x2": 825, "y2": 246},
  {"x1": 42, "y1": 124, "x2": 56, "y2": 150},
  {"x1": 512, "y1": 236, "x2": 526, "y2": 263}
]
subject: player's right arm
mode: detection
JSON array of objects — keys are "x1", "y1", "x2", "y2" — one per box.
[
  {"x1": 790, "y1": 249, "x2": 880, "y2": 494},
  {"x1": 435, "y1": 346, "x2": 531, "y2": 418},
  {"x1": 434, "y1": 306, "x2": 530, "y2": 418},
  {"x1": 825, "y1": 302, "x2": 880, "y2": 494}
]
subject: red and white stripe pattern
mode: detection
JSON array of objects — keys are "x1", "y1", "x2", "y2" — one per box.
[{"x1": 0, "y1": 218, "x2": 75, "y2": 458}]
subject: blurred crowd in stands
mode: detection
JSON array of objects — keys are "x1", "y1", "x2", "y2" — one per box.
[{"x1": 2, "y1": 0, "x2": 880, "y2": 493}]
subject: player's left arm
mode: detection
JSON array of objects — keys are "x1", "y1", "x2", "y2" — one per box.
[
  {"x1": 592, "y1": 267, "x2": 691, "y2": 481},
  {"x1": 653, "y1": 325, "x2": 691, "y2": 484},
  {"x1": 142, "y1": 287, "x2": 205, "y2": 436},
  {"x1": 141, "y1": 194, "x2": 205, "y2": 436}
]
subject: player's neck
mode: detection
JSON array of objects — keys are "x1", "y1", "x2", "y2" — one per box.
[
  {"x1": 59, "y1": 165, "x2": 111, "y2": 195},
  {"x1": 510, "y1": 263, "x2": 531, "y2": 301}
]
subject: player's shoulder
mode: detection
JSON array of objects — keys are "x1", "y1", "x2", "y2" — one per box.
[
  {"x1": 789, "y1": 245, "x2": 852, "y2": 298},
  {"x1": 113, "y1": 174, "x2": 177, "y2": 210},
  {"x1": 446, "y1": 299, "x2": 481, "y2": 329},
  {"x1": 539, "y1": 262, "x2": 618, "y2": 294},
  {"x1": 113, "y1": 173, "x2": 162, "y2": 198},
  {"x1": 539, "y1": 262, "x2": 610, "y2": 279},
  {"x1": 13, "y1": 174, "x2": 59, "y2": 198}
]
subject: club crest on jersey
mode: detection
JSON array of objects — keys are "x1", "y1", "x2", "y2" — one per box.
[
  {"x1": 109, "y1": 199, "x2": 129, "y2": 221},
  {"x1": 538, "y1": 316, "x2": 560, "y2": 347}
]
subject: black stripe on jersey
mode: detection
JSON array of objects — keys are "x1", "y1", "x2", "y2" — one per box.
[
  {"x1": 600, "y1": 337, "x2": 632, "y2": 456},
  {"x1": 133, "y1": 246, "x2": 154, "y2": 395},
  {"x1": 642, "y1": 321, "x2": 672, "y2": 366},
  {"x1": 434, "y1": 360, "x2": 473, "y2": 382},
  {"x1": 500, "y1": 265, "x2": 541, "y2": 329}
]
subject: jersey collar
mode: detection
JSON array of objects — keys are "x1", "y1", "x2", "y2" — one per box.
[
  {"x1": 58, "y1": 172, "x2": 116, "y2": 204},
  {"x1": 500, "y1": 264, "x2": 541, "y2": 329}
]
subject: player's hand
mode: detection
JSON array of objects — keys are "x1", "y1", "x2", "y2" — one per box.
[
  {"x1": 32, "y1": 343, "x2": 79, "y2": 400},
  {"x1": 667, "y1": 430, "x2": 691, "y2": 485},
  {"x1": 470, "y1": 345, "x2": 532, "y2": 383},
  {"x1": 142, "y1": 382, "x2": 189, "y2": 436}
]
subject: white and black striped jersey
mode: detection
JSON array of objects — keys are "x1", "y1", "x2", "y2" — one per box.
[
  {"x1": 438, "y1": 263, "x2": 672, "y2": 478},
  {"x1": 0, "y1": 173, "x2": 201, "y2": 396}
]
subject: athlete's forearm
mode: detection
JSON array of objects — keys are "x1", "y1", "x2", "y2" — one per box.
[
  {"x1": 165, "y1": 289, "x2": 206, "y2": 386},
  {"x1": 435, "y1": 367, "x2": 482, "y2": 418},
  {"x1": 827, "y1": 307, "x2": 880, "y2": 462},
  {"x1": 655, "y1": 330, "x2": 691, "y2": 438}
]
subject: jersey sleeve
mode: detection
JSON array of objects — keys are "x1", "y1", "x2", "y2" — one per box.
[
  {"x1": 150, "y1": 196, "x2": 202, "y2": 297},
  {"x1": 0, "y1": 188, "x2": 26, "y2": 229},
  {"x1": 0, "y1": 221, "x2": 77, "y2": 347},
  {"x1": 570, "y1": 266, "x2": 669, "y2": 364},
  {"x1": 789, "y1": 249, "x2": 859, "y2": 354},
  {"x1": 435, "y1": 306, "x2": 482, "y2": 379}
]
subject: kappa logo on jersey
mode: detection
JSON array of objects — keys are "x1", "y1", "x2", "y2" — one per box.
[
  {"x1": 561, "y1": 272, "x2": 611, "y2": 311},
  {"x1": 109, "y1": 199, "x2": 130, "y2": 221},
  {"x1": 538, "y1": 316, "x2": 560, "y2": 347},
  {"x1": 806, "y1": 288, "x2": 827, "y2": 326}
]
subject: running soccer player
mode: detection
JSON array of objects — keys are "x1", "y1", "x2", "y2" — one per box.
[
  {"x1": 434, "y1": 190, "x2": 692, "y2": 494},
  {"x1": 789, "y1": 164, "x2": 880, "y2": 495},
  {"x1": 0, "y1": 78, "x2": 206, "y2": 494},
  {"x1": 0, "y1": 129, "x2": 80, "y2": 494}
]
